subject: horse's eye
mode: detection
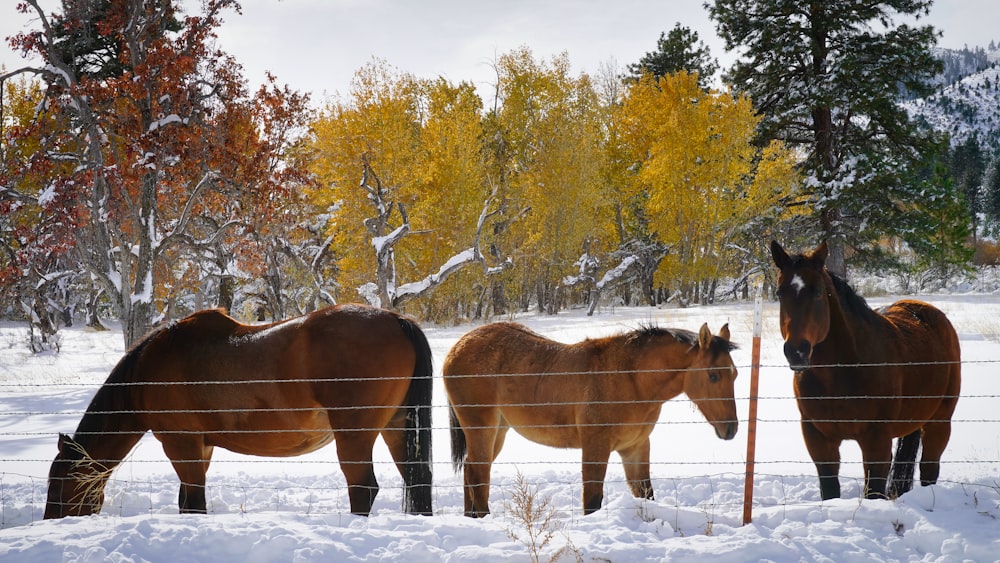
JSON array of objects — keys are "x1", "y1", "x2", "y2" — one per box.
[{"x1": 709, "y1": 372, "x2": 720, "y2": 383}]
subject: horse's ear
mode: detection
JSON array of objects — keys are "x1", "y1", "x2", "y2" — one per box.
[
  {"x1": 57, "y1": 433, "x2": 69, "y2": 453},
  {"x1": 719, "y1": 323, "x2": 730, "y2": 342},
  {"x1": 811, "y1": 241, "x2": 829, "y2": 266},
  {"x1": 698, "y1": 323, "x2": 712, "y2": 349},
  {"x1": 770, "y1": 240, "x2": 789, "y2": 268}
]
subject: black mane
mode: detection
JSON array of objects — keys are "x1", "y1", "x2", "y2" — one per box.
[
  {"x1": 827, "y1": 272, "x2": 881, "y2": 324},
  {"x1": 629, "y1": 323, "x2": 737, "y2": 355},
  {"x1": 73, "y1": 324, "x2": 167, "y2": 440}
]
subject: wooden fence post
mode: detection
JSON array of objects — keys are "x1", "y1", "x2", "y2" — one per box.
[{"x1": 743, "y1": 275, "x2": 763, "y2": 525}]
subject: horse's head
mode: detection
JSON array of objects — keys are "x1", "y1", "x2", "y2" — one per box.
[
  {"x1": 684, "y1": 323, "x2": 739, "y2": 440},
  {"x1": 770, "y1": 240, "x2": 831, "y2": 371},
  {"x1": 44, "y1": 433, "x2": 108, "y2": 519}
]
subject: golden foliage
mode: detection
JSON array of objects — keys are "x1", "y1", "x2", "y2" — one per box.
[
  {"x1": 305, "y1": 56, "x2": 801, "y2": 312},
  {"x1": 620, "y1": 73, "x2": 799, "y2": 288}
]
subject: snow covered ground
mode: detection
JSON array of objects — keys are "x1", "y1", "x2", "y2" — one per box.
[{"x1": 1, "y1": 289, "x2": 999, "y2": 562}]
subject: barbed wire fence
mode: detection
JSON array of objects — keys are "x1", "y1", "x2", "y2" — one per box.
[{"x1": 2, "y1": 357, "x2": 999, "y2": 530}]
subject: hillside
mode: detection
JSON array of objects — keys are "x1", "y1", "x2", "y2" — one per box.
[{"x1": 905, "y1": 44, "x2": 1000, "y2": 150}]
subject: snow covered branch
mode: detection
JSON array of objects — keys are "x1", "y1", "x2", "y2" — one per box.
[{"x1": 356, "y1": 167, "x2": 514, "y2": 308}]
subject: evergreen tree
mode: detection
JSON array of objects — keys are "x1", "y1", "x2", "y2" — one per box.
[
  {"x1": 948, "y1": 136, "x2": 986, "y2": 237},
  {"x1": 709, "y1": 0, "x2": 967, "y2": 276},
  {"x1": 626, "y1": 23, "x2": 719, "y2": 87},
  {"x1": 983, "y1": 156, "x2": 1000, "y2": 234}
]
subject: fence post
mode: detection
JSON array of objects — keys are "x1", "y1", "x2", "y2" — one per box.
[{"x1": 742, "y1": 274, "x2": 763, "y2": 525}]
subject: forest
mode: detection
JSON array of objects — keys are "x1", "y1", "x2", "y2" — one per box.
[{"x1": 0, "y1": 0, "x2": 991, "y2": 348}]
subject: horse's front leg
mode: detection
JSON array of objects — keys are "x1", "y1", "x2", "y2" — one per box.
[
  {"x1": 800, "y1": 421, "x2": 841, "y2": 500},
  {"x1": 858, "y1": 431, "x2": 893, "y2": 499},
  {"x1": 618, "y1": 439, "x2": 653, "y2": 500},
  {"x1": 335, "y1": 430, "x2": 380, "y2": 516},
  {"x1": 158, "y1": 436, "x2": 214, "y2": 514},
  {"x1": 581, "y1": 442, "x2": 612, "y2": 515}
]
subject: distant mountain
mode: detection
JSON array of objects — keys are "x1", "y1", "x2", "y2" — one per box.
[
  {"x1": 935, "y1": 45, "x2": 995, "y2": 87},
  {"x1": 905, "y1": 44, "x2": 1000, "y2": 152}
]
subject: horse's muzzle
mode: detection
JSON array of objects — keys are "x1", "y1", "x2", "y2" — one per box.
[
  {"x1": 715, "y1": 421, "x2": 738, "y2": 440},
  {"x1": 783, "y1": 340, "x2": 812, "y2": 372}
]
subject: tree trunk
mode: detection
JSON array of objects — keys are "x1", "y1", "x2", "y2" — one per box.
[
  {"x1": 821, "y1": 207, "x2": 847, "y2": 278},
  {"x1": 218, "y1": 275, "x2": 235, "y2": 313}
]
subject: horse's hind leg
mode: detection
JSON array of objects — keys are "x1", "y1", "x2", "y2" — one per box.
[
  {"x1": 382, "y1": 409, "x2": 432, "y2": 515},
  {"x1": 455, "y1": 409, "x2": 505, "y2": 518},
  {"x1": 158, "y1": 437, "x2": 213, "y2": 513},
  {"x1": 335, "y1": 430, "x2": 380, "y2": 516},
  {"x1": 919, "y1": 419, "x2": 952, "y2": 486},
  {"x1": 619, "y1": 439, "x2": 653, "y2": 500}
]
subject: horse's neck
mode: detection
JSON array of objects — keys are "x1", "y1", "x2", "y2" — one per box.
[
  {"x1": 69, "y1": 429, "x2": 143, "y2": 477},
  {"x1": 72, "y1": 394, "x2": 147, "y2": 471},
  {"x1": 817, "y1": 279, "x2": 865, "y2": 364},
  {"x1": 633, "y1": 341, "x2": 687, "y2": 401}
]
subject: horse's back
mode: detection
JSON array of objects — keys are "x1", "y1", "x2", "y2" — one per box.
[
  {"x1": 131, "y1": 304, "x2": 426, "y2": 454},
  {"x1": 852, "y1": 298, "x2": 961, "y2": 426},
  {"x1": 444, "y1": 322, "x2": 562, "y2": 377},
  {"x1": 881, "y1": 299, "x2": 961, "y2": 365}
]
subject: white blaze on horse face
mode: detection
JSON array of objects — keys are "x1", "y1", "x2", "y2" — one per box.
[{"x1": 790, "y1": 274, "x2": 806, "y2": 296}]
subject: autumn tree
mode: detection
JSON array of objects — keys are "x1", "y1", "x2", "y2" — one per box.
[
  {"x1": 309, "y1": 61, "x2": 504, "y2": 314},
  {"x1": 4, "y1": 0, "x2": 310, "y2": 345},
  {"x1": 618, "y1": 72, "x2": 799, "y2": 303},
  {"x1": 487, "y1": 47, "x2": 605, "y2": 314},
  {"x1": 0, "y1": 72, "x2": 85, "y2": 348}
]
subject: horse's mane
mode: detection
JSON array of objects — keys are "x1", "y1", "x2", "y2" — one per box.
[
  {"x1": 629, "y1": 323, "x2": 737, "y2": 355},
  {"x1": 827, "y1": 272, "x2": 881, "y2": 324},
  {"x1": 73, "y1": 323, "x2": 169, "y2": 440}
]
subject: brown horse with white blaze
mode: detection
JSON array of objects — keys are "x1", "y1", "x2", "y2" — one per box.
[
  {"x1": 770, "y1": 241, "x2": 961, "y2": 500},
  {"x1": 444, "y1": 321, "x2": 738, "y2": 516},
  {"x1": 44, "y1": 303, "x2": 433, "y2": 519}
]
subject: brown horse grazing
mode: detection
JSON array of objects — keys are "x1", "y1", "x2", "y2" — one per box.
[
  {"x1": 770, "y1": 241, "x2": 961, "y2": 500},
  {"x1": 44, "y1": 303, "x2": 433, "y2": 519},
  {"x1": 444, "y1": 321, "x2": 738, "y2": 516}
]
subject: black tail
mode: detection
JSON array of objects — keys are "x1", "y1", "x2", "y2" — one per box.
[
  {"x1": 450, "y1": 405, "x2": 467, "y2": 473},
  {"x1": 888, "y1": 429, "x2": 921, "y2": 498},
  {"x1": 397, "y1": 316, "x2": 434, "y2": 516}
]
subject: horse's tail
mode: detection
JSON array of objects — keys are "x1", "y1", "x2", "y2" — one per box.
[
  {"x1": 888, "y1": 429, "x2": 921, "y2": 498},
  {"x1": 397, "y1": 315, "x2": 434, "y2": 516},
  {"x1": 449, "y1": 404, "x2": 467, "y2": 473}
]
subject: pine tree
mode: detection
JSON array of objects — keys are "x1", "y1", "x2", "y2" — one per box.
[
  {"x1": 948, "y1": 136, "x2": 986, "y2": 238},
  {"x1": 626, "y1": 24, "x2": 719, "y2": 87},
  {"x1": 983, "y1": 157, "x2": 1000, "y2": 235},
  {"x1": 709, "y1": 0, "x2": 967, "y2": 276}
]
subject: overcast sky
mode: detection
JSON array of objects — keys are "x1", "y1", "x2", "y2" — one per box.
[{"x1": 3, "y1": 0, "x2": 998, "y2": 106}]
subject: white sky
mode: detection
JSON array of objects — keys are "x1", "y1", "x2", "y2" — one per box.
[{"x1": 2, "y1": 0, "x2": 998, "y2": 106}]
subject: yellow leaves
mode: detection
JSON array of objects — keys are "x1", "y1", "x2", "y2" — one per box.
[
  {"x1": 492, "y1": 48, "x2": 605, "y2": 281},
  {"x1": 306, "y1": 52, "x2": 802, "y2": 309},
  {"x1": 619, "y1": 72, "x2": 800, "y2": 287},
  {"x1": 308, "y1": 61, "x2": 490, "y2": 300}
]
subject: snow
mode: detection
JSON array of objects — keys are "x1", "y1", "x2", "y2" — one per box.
[
  {"x1": 905, "y1": 64, "x2": 1000, "y2": 147},
  {"x1": 395, "y1": 249, "x2": 478, "y2": 301},
  {"x1": 596, "y1": 255, "x2": 639, "y2": 290},
  {"x1": 2, "y1": 291, "x2": 999, "y2": 561}
]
